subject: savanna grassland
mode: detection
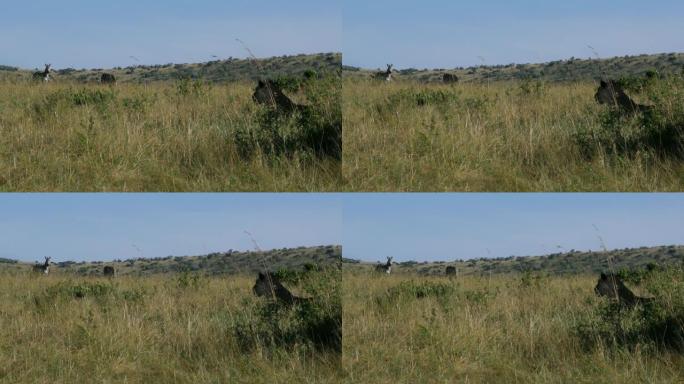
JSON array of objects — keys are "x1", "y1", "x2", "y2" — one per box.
[
  {"x1": 0, "y1": 72, "x2": 341, "y2": 192},
  {"x1": 343, "y1": 270, "x2": 684, "y2": 383},
  {"x1": 343, "y1": 75, "x2": 684, "y2": 191},
  {"x1": 0, "y1": 269, "x2": 342, "y2": 383}
]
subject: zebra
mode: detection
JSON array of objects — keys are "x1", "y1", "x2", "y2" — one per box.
[
  {"x1": 375, "y1": 256, "x2": 393, "y2": 274},
  {"x1": 442, "y1": 73, "x2": 459, "y2": 84},
  {"x1": 252, "y1": 79, "x2": 307, "y2": 114},
  {"x1": 595, "y1": 80, "x2": 652, "y2": 114},
  {"x1": 373, "y1": 64, "x2": 394, "y2": 82},
  {"x1": 103, "y1": 266, "x2": 116, "y2": 277},
  {"x1": 594, "y1": 273, "x2": 653, "y2": 307},
  {"x1": 100, "y1": 73, "x2": 116, "y2": 84},
  {"x1": 32, "y1": 64, "x2": 52, "y2": 82},
  {"x1": 446, "y1": 266, "x2": 457, "y2": 276},
  {"x1": 252, "y1": 272, "x2": 311, "y2": 305},
  {"x1": 32, "y1": 256, "x2": 51, "y2": 275}
]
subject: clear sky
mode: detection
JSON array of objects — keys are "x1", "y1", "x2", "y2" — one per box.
[
  {"x1": 344, "y1": 194, "x2": 684, "y2": 263},
  {"x1": 0, "y1": 194, "x2": 341, "y2": 263},
  {"x1": 0, "y1": 0, "x2": 341, "y2": 69},
  {"x1": 344, "y1": 0, "x2": 684, "y2": 69}
]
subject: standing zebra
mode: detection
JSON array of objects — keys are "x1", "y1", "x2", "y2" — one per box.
[
  {"x1": 32, "y1": 256, "x2": 51, "y2": 275},
  {"x1": 373, "y1": 64, "x2": 394, "y2": 82},
  {"x1": 32, "y1": 64, "x2": 52, "y2": 82},
  {"x1": 375, "y1": 256, "x2": 393, "y2": 274}
]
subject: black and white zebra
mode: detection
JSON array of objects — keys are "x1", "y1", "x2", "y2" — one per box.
[
  {"x1": 375, "y1": 256, "x2": 393, "y2": 274},
  {"x1": 373, "y1": 64, "x2": 394, "y2": 82},
  {"x1": 32, "y1": 64, "x2": 52, "y2": 82},
  {"x1": 32, "y1": 256, "x2": 51, "y2": 275}
]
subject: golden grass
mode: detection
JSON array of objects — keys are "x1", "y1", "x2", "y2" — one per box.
[
  {"x1": 343, "y1": 272, "x2": 684, "y2": 383},
  {"x1": 342, "y1": 79, "x2": 684, "y2": 191},
  {"x1": 0, "y1": 273, "x2": 342, "y2": 383},
  {"x1": 0, "y1": 80, "x2": 341, "y2": 191}
]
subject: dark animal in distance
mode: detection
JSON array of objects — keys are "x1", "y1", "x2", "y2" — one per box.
[
  {"x1": 375, "y1": 256, "x2": 393, "y2": 274},
  {"x1": 446, "y1": 266, "x2": 457, "y2": 276},
  {"x1": 103, "y1": 266, "x2": 116, "y2": 276},
  {"x1": 442, "y1": 73, "x2": 459, "y2": 84},
  {"x1": 32, "y1": 256, "x2": 51, "y2": 275},
  {"x1": 100, "y1": 73, "x2": 116, "y2": 84},
  {"x1": 32, "y1": 64, "x2": 52, "y2": 82},
  {"x1": 252, "y1": 272, "x2": 311, "y2": 305},
  {"x1": 594, "y1": 272, "x2": 653, "y2": 307},
  {"x1": 595, "y1": 80, "x2": 652, "y2": 113},
  {"x1": 252, "y1": 79, "x2": 306, "y2": 114},
  {"x1": 373, "y1": 64, "x2": 394, "y2": 82}
]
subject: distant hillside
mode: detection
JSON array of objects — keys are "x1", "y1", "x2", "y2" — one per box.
[
  {"x1": 345, "y1": 245, "x2": 684, "y2": 276},
  {"x1": 0, "y1": 52, "x2": 341, "y2": 84},
  {"x1": 1, "y1": 245, "x2": 341, "y2": 276},
  {"x1": 345, "y1": 52, "x2": 684, "y2": 83}
]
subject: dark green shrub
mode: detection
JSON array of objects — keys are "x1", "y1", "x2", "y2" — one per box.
[
  {"x1": 576, "y1": 267, "x2": 684, "y2": 352},
  {"x1": 235, "y1": 75, "x2": 341, "y2": 160},
  {"x1": 574, "y1": 74, "x2": 684, "y2": 158},
  {"x1": 231, "y1": 269, "x2": 341, "y2": 355}
]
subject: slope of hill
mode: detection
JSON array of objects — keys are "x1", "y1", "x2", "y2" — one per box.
[
  {"x1": 346, "y1": 245, "x2": 684, "y2": 276},
  {"x1": 345, "y1": 52, "x2": 684, "y2": 83},
  {"x1": 1, "y1": 245, "x2": 341, "y2": 276},
  {"x1": 0, "y1": 52, "x2": 341, "y2": 84}
]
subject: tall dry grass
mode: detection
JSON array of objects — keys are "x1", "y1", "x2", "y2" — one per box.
[
  {"x1": 0, "y1": 80, "x2": 341, "y2": 191},
  {"x1": 0, "y1": 272, "x2": 342, "y2": 383},
  {"x1": 343, "y1": 79, "x2": 684, "y2": 191},
  {"x1": 343, "y1": 272, "x2": 684, "y2": 383}
]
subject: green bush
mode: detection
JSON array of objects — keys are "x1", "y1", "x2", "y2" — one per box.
[
  {"x1": 234, "y1": 74, "x2": 341, "y2": 160},
  {"x1": 231, "y1": 269, "x2": 341, "y2": 355},
  {"x1": 576, "y1": 267, "x2": 684, "y2": 352},
  {"x1": 574, "y1": 74, "x2": 684, "y2": 158}
]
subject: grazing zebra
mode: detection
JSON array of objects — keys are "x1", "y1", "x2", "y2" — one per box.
[
  {"x1": 252, "y1": 79, "x2": 306, "y2": 114},
  {"x1": 442, "y1": 73, "x2": 459, "y2": 84},
  {"x1": 32, "y1": 256, "x2": 51, "y2": 275},
  {"x1": 373, "y1": 64, "x2": 394, "y2": 82},
  {"x1": 595, "y1": 80, "x2": 652, "y2": 113},
  {"x1": 32, "y1": 64, "x2": 52, "y2": 82},
  {"x1": 100, "y1": 73, "x2": 116, "y2": 84},
  {"x1": 594, "y1": 273, "x2": 653, "y2": 307},
  {"x1": 446, "y1": 266, "x2": 457, "y2": 276},
  {"x1": 103, "y1": 266, "x2": 116, "y2": 277},
  {"x1": 375, "y1": 256, "x2": 393, "y2": 274},
  {"x1": 252, "y1": 272, "x2": 311, "y2": 305}
]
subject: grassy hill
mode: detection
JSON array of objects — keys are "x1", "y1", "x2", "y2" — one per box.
[
  {"x1": 1, "y1": 52, "x2": 341, "y2": 84},
  {"x1": 345, "y1": 245, "x2": 684, "y2": 276},
  {"x1": 345, "y1": 52, "x2": 684, "y2": 83},
  {"x1": 1, "y1": 245, "x2": 341, "y2": 276}
]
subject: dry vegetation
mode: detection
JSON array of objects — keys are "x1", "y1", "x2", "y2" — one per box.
[
  {"x1": 0, "y1": 76, "x2": 340, "y2": 192},
  {"x1": 0, "y1": 270, "x2": 341, "y2": 383},
  {"x1": 343, "y1": 271, "x2": 684, "y2": 383},
  {"x1": 343, "y1": 77, "x2": 684, "y2": 191}
]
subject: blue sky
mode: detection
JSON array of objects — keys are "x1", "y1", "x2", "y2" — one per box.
[
  {"x1": 0, "y1": 194, "x2": 341, "y2": 263},
  {"x1": 344, "y1": 194, "x2": 684, "y2": 263},
  {"x1": 344, "y1": 0, "x2": 684, "y2": 69},
  {"x1": 0, "y1": 0, "x2": 341, "y2": 69}
]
